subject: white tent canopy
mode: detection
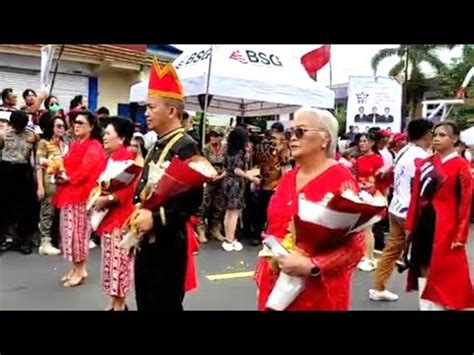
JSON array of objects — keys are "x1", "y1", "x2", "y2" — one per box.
[{"x1": 129, "y1": 45, "x2": 335, "y2": 116}]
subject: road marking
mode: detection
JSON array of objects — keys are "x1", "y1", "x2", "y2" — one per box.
[{"x1": 206, "y1": 271, "x2": 255, "y2": 281}]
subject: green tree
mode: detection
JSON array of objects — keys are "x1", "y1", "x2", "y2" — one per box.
[
  {"x1": 371, "y1": 45, "x2": 455, "y2": 118},
  {"x1": 333, "y1": 104, "x2": 347, "y2": 136},
  {"x1": 436, "y1": 45, "x2": 474, "y2": 129}
]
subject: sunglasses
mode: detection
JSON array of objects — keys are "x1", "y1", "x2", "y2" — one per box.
[
  {"x1": 55, "y1": 123, "x2": 65, "y2": 129},
  {"x1": 289, "y1": 127, "x2": 324, "y2": 139},
  {"x1": 74, "y1": 120, "x2": 88, "y2": 126}
]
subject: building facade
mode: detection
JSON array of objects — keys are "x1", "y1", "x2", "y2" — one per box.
[{"x1": 0, "y1": 44, "x2": 176, "y2": 116}]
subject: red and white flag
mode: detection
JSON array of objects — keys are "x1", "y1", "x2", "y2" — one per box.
[{"x1": 300, "y1": 45, "x2": 331, "y2": 77}]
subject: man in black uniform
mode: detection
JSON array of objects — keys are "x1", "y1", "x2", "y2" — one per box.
[{"x1": 132, "y1": 58, "x2": 202, "y2": 311}]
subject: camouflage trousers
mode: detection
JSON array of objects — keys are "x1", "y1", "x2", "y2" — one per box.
[
  {"x1": 198, "y1": 181, "x2": 225, "y2": 228},
  {"x1": 39, "y1": 187, "x2": 58, "y2": 241}
]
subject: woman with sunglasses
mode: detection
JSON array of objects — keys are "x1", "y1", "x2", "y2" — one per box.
[
  {"x1": 36, "y1": 116, "x2": 68, "y2": 256},
  {"x1": 354, "y1": 132, "x2": 384, "y2": 272},
  {"x1": 254, "y1": 108, "x2": 364, "y2": 310},
  {"x1": 404, "y1": 122, "x2": 474, "y2": 310},
  {"x1": 52, "y1": 111, "x2": 105, "y2": 287}
]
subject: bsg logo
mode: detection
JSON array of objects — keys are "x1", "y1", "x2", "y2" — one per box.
[
  {"x1": 229, "y1": 50, "x2": 283, "y2": 67},
  {"x1": 245, "y1": 50, "x2": 283, "y2": 67},
  {"x1": 185, "y1": 49, "x2": 212, "y2": 65}
]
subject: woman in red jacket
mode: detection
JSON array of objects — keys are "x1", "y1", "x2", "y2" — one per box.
[
  {"x1": 354, "y1": 132, "x2": 384, "y2": 272},
  {"x1": 53, "y1": 111, "x2": 106, "y2": 287},
  {"x1": 405, "y1": 121, "x2": 474, "y2": 310},
  {"x1": 93, "y1": 117, "x2": 140, "y2": 311},
  {"x1": 254, "y1": 108, "x2": 364, "y2": 310}
]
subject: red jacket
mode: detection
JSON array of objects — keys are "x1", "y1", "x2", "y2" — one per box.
[
  {"x1": 96, "y1": 147, "x2": 140, "y2": 236},
  {"x1": 53, "y1": 138, "x2": 106, "y2": 208}
]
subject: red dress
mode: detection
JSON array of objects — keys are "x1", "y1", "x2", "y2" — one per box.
[
  {"x1": 406, "y1": 153, "x2": 474, "y2": 310},
  {"x1": 254, "y1": 164, "x2": 364, "y2": 310},
  {"x1": 53, "y1": 138, "x2": 106, "y2": 208},
  {"x1": 96, "y1": 146, "x2": 140, "y2": 298},
  {"x1": 354, "y1": 153, "x2": 384, "y2": 192},
  {"x1": 96, "y1": 146, "x2": 139, "y2": 236}
]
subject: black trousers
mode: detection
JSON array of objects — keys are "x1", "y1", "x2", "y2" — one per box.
[
  {"x1": 0, "y1": 162, "x2": 38, "y2": 246},
  {"x1": 253, "y1": 190, "x2": 275, "y2": 240},
  {"x1": 134, "y1": 229, "x2": 187, "y2": 311}
]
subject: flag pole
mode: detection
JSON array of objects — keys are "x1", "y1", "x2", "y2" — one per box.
[{"x1": 201, "y1": 45, "x2": 213, "y2": 150}]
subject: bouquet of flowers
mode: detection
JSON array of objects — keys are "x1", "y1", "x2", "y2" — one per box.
[
  {"x1": 295, "y1": 189, "x2": 387, "y2": 248},
  {"x1": 119, "y1": 155, "x2": 217, "y2": 251},
  {"x1": 39, "y1": 156, "x2": 66, "y2": 184},
  {"x1": 261, "y1": 235, "x2": 305, "y2": 311},
  {"x1": 87, "y1": 159, "x2": 143, "y2": 231}
]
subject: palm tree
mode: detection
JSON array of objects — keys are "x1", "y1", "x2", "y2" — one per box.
[
  {"x1": 436, "y1": 45, "x2": 474, "y2": 128},
  {"x1": 371, "y1": 45, "x2": 455, "y2": 118}
]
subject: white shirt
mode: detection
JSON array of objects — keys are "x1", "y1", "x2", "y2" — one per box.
[
  {"x1": 380, "y1": 147, "x2": 394, "y2": 168},
  {"x1": 388, "y1": 144, "x2": 428, "y2": 219}
]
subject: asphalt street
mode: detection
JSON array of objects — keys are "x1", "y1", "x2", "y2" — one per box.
[{"x1": 1, "y1": 231, "x2": 474, "y2": 311}]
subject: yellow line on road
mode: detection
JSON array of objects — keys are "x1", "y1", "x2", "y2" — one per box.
[{"x1": 206, "y1": 271, "x2": 255, "y2": 281}]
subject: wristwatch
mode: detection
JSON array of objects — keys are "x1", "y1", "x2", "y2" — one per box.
[{"x1": 310, "y1": 266, "x2": 321, "y2": 277}]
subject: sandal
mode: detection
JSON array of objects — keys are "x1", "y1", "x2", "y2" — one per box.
[
  {"x1": 61, "y1": 270, "x2": 74, "y2": 283},
  {"x1": 63, "y1": 274, "x2": 87, "y2": 288}
]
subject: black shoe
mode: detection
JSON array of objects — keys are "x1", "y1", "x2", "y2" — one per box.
[
  {"x1": 19, "y1": 244, "x2": 33, "y2": 255},
  {"x1": 249, "y1": 239, "x2": 262, "y2": 247}
]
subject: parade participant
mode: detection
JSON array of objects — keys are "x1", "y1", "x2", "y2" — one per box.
[
  {"x1": 131, "y1": 59, "x2": 203, "y2": 311},
  {"x1": 220, "y1": 126, "x2": 260, "y2": 252},
  {"x1": 369, "y1": 119, "x2": 433, "y2": 301},
  {"x1": 404, "y1": 121, "x2": 474, "y2": 310},
  {"x1": 53, "y1": 111, "x2": 105, "y2": 287},
  {"x1": 354, "y1": 132, "x2": 384, "y2": 272},
  {"x1": 0, "y1": 110, "x2": 40, "y2": 254},
  {"x1": 254, "y1": 108, "x2": 364, "y2": 310},
  {"x1": 252, "y1": 127, "x2": 289, "y2": 246},
  {"x1": 94, "y1": 117, "x2": 140, "y2": 311},
  {"x1": 198, "y1": 130, "x2": 226, "y2": 243},
  {"x1": 36, "y1": 116, "x2": 68, "y2": 256}
]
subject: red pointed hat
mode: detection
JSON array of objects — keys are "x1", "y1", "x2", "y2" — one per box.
[{"x1": 147, "y1": 57, "x2": 184, "y2": 102}]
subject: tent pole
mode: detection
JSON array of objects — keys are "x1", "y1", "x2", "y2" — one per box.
[{"x1": 201, "y1": 45, "x2": 213, "y2": 150}]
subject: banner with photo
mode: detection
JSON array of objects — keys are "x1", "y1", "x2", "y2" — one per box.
[{"x1": 346, "y1": 76, "x2": 402, "y2": 134}]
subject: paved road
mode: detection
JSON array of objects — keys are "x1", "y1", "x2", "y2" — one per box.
[{"x1": 2, "y1": 231, "x2": 474, "y2": 311}]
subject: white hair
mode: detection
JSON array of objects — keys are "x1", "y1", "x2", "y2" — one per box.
[{"x1": 294, "y1": 107, "x2": 339, "y2": 159}]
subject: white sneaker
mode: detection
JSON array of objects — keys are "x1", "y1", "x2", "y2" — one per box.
[
  {"x1": 39, "y1": 243, "x2": 61, "y2": 256},
  {"x1": 89, "y1": 240, "x2": 97, "y2": 249},
  {"x1": 221, "y1": 240, "x2": 244, "y2": 252},
  {"x1": 232, "y1": 240, "x2": 243, "y2": 252},
  {"x1": 358, "y1": 259, "x2": 377, "y2": 272},
  {"x1": 222, "y1": 241, "x2": 234, "y2": 252},
  {"x1": 369, "y1": 289, "x2": 399, "y2": 301}
]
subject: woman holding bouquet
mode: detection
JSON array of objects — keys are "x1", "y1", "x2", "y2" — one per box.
[
  {"x1": 53, "y1": 111, "x2": 105, "y2": 287},
  {"x1": 354, "y1": 132, "x2": 384, "y2": 272},
  {"x1": 254, "y1": 108, "x2": 364, "y2": 310},
  {"x1": 405, "y1": 122, "x2": 474, "y2": 310},
  {"x1": 36, "y1": 116, "x2": 68, "y2": 255},
  {"x1": 94, "y1": 117, "x2": 139, "y2": 311}
]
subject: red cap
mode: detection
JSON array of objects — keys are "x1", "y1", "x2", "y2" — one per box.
[
  {"x1": 392, "y1": 133, "x2": 407, "y2": 143},
  {"x1": 379, "y1": 129, "x2": 391, "y2": 138}
]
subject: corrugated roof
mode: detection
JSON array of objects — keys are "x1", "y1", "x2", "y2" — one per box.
[{"x1": 0, "y1": 44, "x2": 170, "y2": 66}]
